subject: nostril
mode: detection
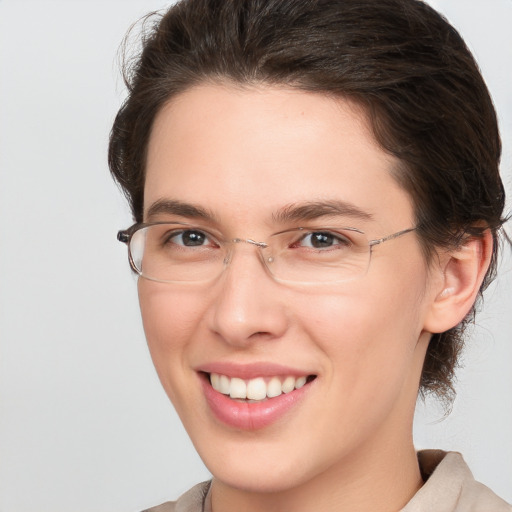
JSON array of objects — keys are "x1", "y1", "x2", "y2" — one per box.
[{"x1": 248, "y1": 331, "x2": 273, "y2": 339}]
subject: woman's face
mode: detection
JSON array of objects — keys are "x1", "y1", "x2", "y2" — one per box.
[{"x1": 139, "y1": 84, "x2": 439, "y2": 492}]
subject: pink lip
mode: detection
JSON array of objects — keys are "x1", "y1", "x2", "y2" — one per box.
[
  {"x1": 198, "y1": 361, "x2": 311, "y2": 379},
  {"x1": 198, "y1": 365, "x2": 315, "y2": 430}
]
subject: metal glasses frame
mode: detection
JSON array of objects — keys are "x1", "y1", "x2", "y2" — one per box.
[{"x1": 117, "y1": 222, "x2": 416, "y2": 284}]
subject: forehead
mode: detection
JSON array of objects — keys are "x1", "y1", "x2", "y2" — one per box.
[{"x1": 144, "y1": 83, "x2": 414, "y2": 230}]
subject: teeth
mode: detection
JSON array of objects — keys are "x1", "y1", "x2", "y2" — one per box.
[
  {"x1": 219, "y1": 374, "x2": 230, "y2": 394},
  {"x1": 282, "y1": 376, "x2": 296, "y2": 393},
  {"x1": 246, "y1": 377, "x2": 267, "y2": 400},
  {"x1": 210, "y1": 373, "x2": 220, "y2": 390},
  {"x1": 229, "y1": 377, "x2": 247, "y2": 399},
  {"x1": 295, "y1": 376, "x2": 307, "y2": 389},
  {"x1": 267, "y1": 377, "x2": 282, "y2": 398},
  {"x1": 209, "y1": 373, "x2": 310, "y2": 401}
]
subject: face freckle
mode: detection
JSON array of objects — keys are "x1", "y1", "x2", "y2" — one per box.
[{"x1": 139, "y1": 83, "x2": 438, "y2": 495}]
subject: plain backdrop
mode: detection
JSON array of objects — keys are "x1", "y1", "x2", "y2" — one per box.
[{"x1": 0, "y1": 1, "x2": 511, "y2": 511}]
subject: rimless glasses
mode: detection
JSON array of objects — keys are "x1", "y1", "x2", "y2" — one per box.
[{"x1": 117, "y1": 221, "x2": 416, "y2": 285}]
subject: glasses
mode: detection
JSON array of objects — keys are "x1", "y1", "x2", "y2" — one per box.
[{"x1": 117, "y1": 221, "x2": 416, "y2": 285}]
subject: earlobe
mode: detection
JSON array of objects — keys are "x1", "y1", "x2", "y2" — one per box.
[{"x1": 423, "y1": 230, "x2": 493, "y2": 334}]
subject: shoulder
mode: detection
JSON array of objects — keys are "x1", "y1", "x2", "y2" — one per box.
[
  {"x1": 142, "y1": 481, "x2": 212, "y2": 512},
  {"x1": 402, "y1": 450, "x2": 512, "y2": 512}
]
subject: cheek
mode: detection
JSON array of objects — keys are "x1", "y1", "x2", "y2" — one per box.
[
  {"x1": 137, "y1": 281, "x2": 205, "y2": 391},
  {"x1": 297, "y1": 275, "x2": 427, "y2": 393}
]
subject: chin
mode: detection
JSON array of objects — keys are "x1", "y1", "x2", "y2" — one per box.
[
  {"x1": 190, "y1": 429, "x2": 333, "y2": 495},
  {"x1": 208, "y1": 460, "x2": 312, "y2": 494}
]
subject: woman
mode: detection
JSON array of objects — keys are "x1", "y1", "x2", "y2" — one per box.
[{"x1": 110, "y1": 0, "x2": 511, "y2": 510}]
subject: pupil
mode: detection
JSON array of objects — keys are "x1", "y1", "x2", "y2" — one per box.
[
  {"x1": 183, "y1": 231, "x2": 205, "y2": 246},
  {"x1": 311, "y1": 232, "x2": 333, "y2": 248}
]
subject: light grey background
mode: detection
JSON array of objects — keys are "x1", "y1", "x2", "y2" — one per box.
[{"x1": 0, "y1": 1, "x2": 510, "y2": 511}]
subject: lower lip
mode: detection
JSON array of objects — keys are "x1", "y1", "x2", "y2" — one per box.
[{"x1": 201, "y1": 375, "x2": 312, "y2": 430}]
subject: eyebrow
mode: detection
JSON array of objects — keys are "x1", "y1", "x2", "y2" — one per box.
[
  {"x1": 145, "y1": 198, "x2": 373, "y2": 225},
  {"x1": 145, "y1": 199, "x2": 218, "y2": 222},
  {"x1": 272, "y1": 200, "x2": 374, "y2": 224}
]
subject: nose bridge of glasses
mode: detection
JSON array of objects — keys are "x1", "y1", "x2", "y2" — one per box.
[
  {"x1": 223, "y1": 237, "x2": 272, "y2": 270},
  {"x1": 231, "y1": 238, "x2": 268, "y2": 248}
]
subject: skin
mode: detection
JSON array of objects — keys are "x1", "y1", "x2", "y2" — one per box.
[{"x1": 138, "y1": 83, "x2": 489, "y2": 512}]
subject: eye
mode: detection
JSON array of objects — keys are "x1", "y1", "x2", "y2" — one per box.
[
  {"x1": 166, "y1": 229, "x2": 213, "y2": 247},
  {"x1": 296, "y1": 231, "x2": 351, "y2": 249}
]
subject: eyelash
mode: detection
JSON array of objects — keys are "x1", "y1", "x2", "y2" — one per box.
[
  {"x1": 292, "y1": 231, "x2": 352, "y2": 250},
  {"x1": 165, "y1": 229, "x2": 216, "y2": 247}
]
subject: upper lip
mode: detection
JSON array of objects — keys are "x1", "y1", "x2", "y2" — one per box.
[{"x1": 196, "y1": 361, "x2": 315, "y2": 380}]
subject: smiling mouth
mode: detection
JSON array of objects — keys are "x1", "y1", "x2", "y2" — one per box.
[{"x1": 207, "y1": 373, "x2": 317, "y2": 402}]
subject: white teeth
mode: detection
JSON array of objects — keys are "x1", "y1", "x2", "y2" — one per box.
[
  {"x1": 247, "y1": 377, "x2": 267, "y2": 400},
  {"x1": 229, "y1": 377, "x2": 247, "y2": 399},
  {"x1": 209, "y1": 373, "x2": 310, "y2": 400},
  {"x1": 267, "y1": 377, "x2": 282, "y2": 398},
  {"x1": 210, "y1": 373, "x2": 220, "y2": 390},
  {"x1": 282, "y1": 376, "x2": 296, "y2": 393},
  {"x1": 295, "y1": 376, "x2": 307, "y2": 389},
  {"x1": 219, "y1": 374, "x2": 230, "y2": 394}
]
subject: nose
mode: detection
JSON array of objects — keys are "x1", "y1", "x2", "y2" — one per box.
[{"x1": 208, "y1": 242, "x2": 289, "y2": 347}]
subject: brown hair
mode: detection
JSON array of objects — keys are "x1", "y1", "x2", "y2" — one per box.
[{"x1": 109, "y1": 0, "x2": 507, "y2": 401}]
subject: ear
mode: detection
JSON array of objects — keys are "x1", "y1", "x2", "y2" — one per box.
[{"x1": 423, "y1": 229, "x2": 493, "y2": 334}]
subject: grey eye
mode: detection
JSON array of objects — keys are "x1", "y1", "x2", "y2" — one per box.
[
  {"x1": 170, "y1": 230, "x2": 208, "y2": 246},
  {"x1": 299, "y1": 232, "x2": 350, "y2": 249}
]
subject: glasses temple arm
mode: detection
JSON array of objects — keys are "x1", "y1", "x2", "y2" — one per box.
[{"x1": 369, "y1": 227, "x2": 416, "y2": 247}]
